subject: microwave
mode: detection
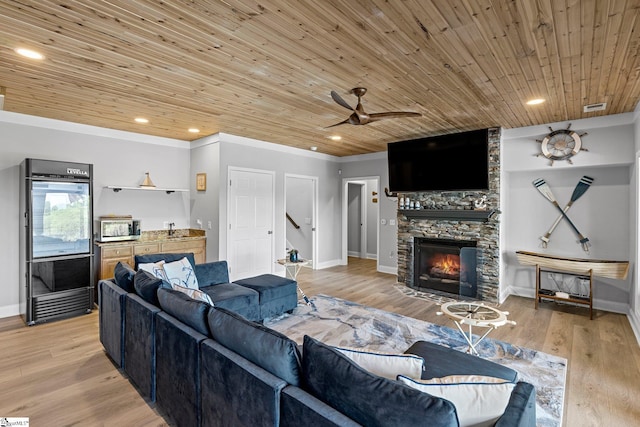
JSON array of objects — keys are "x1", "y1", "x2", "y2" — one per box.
[{"x1": 98, "y1": 218, "x2": 141, "y2": 242}]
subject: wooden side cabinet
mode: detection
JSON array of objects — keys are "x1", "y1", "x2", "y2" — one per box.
[
  {"x1": 95, "y1": 238, "x2": 206, "y2": 281},
  {"x1": 160, "y1": 239, "x2": 206, "y2": 264},
  {"x1": 98, "y1": 244, "x2": 134, "y2": 280}
]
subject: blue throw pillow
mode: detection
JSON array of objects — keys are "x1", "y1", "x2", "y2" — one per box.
[
  {"x1": 134, "y1": 269, "x2": 169, "y2": 306},
  {"x1": 113, "y1": 261, "x2": 136, "y2": 292},
  {"x1": 302, "y1": 335, "x2": 459, "y2": 427},
  {"x1": 134, "y1": 252, "x2": 196, "y2": 271},
  {"x1": 157, "y1": 288, "x2": 210, "y2": 336},
  {"x1": 208, "y1": 307, "x2": 302, "y2": 386}
]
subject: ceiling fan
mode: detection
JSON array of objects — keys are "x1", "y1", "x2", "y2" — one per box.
[{"x1": 327, "y1": 87, "x2": 421, "y2": 128}]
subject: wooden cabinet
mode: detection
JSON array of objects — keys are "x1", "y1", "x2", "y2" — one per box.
[
  {"x1": 98, "y1": 244, "x2": 134, "y2": 280},
  {"x1": 160, "y1": 239, "x2": 206, "y2": 264},
  {"x1": 95, "y1": 238, "x2": 206, "y2": 280},
  {"x1": 134, "y1": 243, "x2": 160, "y2": 255}
]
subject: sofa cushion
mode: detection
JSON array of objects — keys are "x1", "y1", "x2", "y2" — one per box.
[
  {"x1": 233, "y1": 274, "x2": 297, "y2": 300},
  {"x1": 334, "y1": 346, "x2": 424, "y2": 380},
  {"x1": 171, "y1": 283, "x2": 214, "y2": 305},
  {"x1": 208, "y1": 307, "x2": 302, "y2": 386},
  {"x1": 398, "y1": 375, "x2": 516, "y2": 427},
  {"x1": 138, "y1": 260, "x2": 169, "y2": 281},
  {"x1": 134, "y1": 269, "x2": 169, "y2": 306},
  {"x1": 113, "y1": 261, "x2": 136, "y2": 292},
  {"x1": 194, "y1": 260, "x2": 230, "y2": 286},
  {"x1": 404, "y1": 340, "x2": 518, "y2": 381},
  {"x1": 163, "y1": 256, "x2": 199, "y2": 290},
  {"x1": 302, "y1": 335, "x2": 458, "y2": 427},
  {"x1": 157, "y1": 288, "x2": 210, "y2": 336},
  {"x1": 200, "y1": 282, "x2": 259, "y2": 311},
  {"x1": 135, "y1": 252, "x2": 196, "y2": 271}
]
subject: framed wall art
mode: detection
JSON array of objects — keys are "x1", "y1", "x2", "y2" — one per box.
[{"x1": 196, "y1": 173, "x2": 206, "y2": 191}]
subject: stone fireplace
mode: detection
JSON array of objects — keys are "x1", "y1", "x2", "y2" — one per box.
[{"x1": 396, "y1": 128, "x2": 501, "y2": 303}]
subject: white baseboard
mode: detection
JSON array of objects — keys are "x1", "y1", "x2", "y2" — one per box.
[
  {"x1": 316, "y1": 259, "x2": 342, "y2": 270},
  {"x1": 377, "y1": 265, "x2": 397, "y2": 275},
  {"x1": 0, "y1": 304, "x2": 20, "y2": 319},
  {"x1": 627, "y1": 309, "x2": 640, "y2": 346},
  {"x1": 503, "y1": 285, "x2": 630, "y2": 315},
  {"x1": 346, "y1": 252, "x2": 378, "y2": 260}
]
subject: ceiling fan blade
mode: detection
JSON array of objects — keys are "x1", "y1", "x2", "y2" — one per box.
[
  {"x1": 368, "y1": 111, "x2": 422, "y2": 122},
  {"x1": 324, "y1": 118, "x2": 351, "y2": 128},
  {"x1": 331, "y1": 90, "x2": 355, "y2": 111}
]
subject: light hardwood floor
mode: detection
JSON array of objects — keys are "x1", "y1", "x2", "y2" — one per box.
[{"x1": 1, "y1": 258, "x2": 638, "y2": 426}]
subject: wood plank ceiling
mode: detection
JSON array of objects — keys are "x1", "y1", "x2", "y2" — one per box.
[{"x1": 0, "y1": 0, "x2": 639, "y2": 157}]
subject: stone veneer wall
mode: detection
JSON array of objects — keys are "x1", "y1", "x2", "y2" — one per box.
[{"x1": 396, "y1": 127, "x2": 501, "y2": 302}]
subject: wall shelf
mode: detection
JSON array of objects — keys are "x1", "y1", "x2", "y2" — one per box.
[
  {"x1": 105, "y1": 185, "x2": 188, "y2": 194},
  {"x1": 400, "y1": 209, "x2": 497, "y2": 222}
]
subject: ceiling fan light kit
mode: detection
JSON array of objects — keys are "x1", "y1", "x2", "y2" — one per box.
[{"x1": 327, "y1": 87, "x2": 421, "y2": 128}]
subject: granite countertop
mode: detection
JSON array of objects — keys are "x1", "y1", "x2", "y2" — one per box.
[{"x1": 95, "y1": 228, "x2": 206, "y2": 246}]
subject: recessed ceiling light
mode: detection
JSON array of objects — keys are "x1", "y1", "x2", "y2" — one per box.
[
  {"x1": 134, "y1": 117, "x2": 149, "y2": 124},
  {"x1": 188, "y1": 128, "x2": 200, "y2": 133},
  {"x1": 526, "y1": 98, "x2": 545, "y2": 105},
  {"x1": 330, "y1": 135, "x2": 342, "y2": 141},
  {"x1": 310, "y1": 146, "x2": 318, "y2": 151},
  {"x1": 15, "y1": 48, "x2": 45, "y2": 60}
]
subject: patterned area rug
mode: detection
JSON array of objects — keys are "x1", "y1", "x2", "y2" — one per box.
[
  {"x1": 265, "y1": 294, "x2": 566, "y2": 427},
  {"x1": 393, "y1": 283, "x2": 498, "y2": 306}
]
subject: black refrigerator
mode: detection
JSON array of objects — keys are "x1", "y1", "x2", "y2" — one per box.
[{"x1": 20, "y1": 159, "x2": 94, "y2": 325}]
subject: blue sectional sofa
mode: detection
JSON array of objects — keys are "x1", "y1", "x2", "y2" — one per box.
[
  {"x1": 97, "y1": 253, "x2": 297, "y2": 402},
  {"x1": 99, "y1": 257, "x2": 537, "y2": 427}
]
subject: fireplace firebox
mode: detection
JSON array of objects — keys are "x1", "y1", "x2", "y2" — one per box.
[{"x1": 412, "y1": 238, "x2": 478, "y2": 298}]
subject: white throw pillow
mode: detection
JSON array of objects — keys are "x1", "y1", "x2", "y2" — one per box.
[
  {"x1": 334, "y1": 346, "x2": 425, "y2": 380},
  {"x1": 163, "y1": 257, "x2": 199, "y2": 290},
  {"x1": 138, "y1": 260, "x2": 169, "y2": 281},
  {"x1": 397, "y1": 375, "x2": 516, "y2": 427},
  {"x1": 171, "y1": 283, "x2": 214, "y2": 305}
]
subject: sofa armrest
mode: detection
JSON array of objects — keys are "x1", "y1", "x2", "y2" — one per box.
[
  {"x1": 494, "y1": 381, "x2": 536, "y2": 427},
  {"x1": 98, "y1": 279, "x2": 128, "y2": 368},
  {"x1": 195, "y1": 260, "x2": 230, "y2": 286}
]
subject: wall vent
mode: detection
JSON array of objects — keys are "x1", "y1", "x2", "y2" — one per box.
[{"x1": 583, "y1": 102, "x2": 606, "y2": 112}]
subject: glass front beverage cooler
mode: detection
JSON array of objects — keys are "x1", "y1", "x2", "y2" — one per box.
[{"x1": 20, "y1": 159, "x2": 94, "y2": 325}]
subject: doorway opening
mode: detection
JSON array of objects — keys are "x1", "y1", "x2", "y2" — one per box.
[
  {"x1": 341, "y1": 176, "x2": 379, "y2": 269},
  {"x1": 285, "y1": 174, "x2": 318, "y2": 269}
]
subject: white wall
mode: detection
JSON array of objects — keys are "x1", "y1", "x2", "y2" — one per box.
[
  {"x1": 0, "y1": 111, "x2": 191, "y2": 317},
  {"x1": 190, "y1": 139, "x2": 221, "y2": 261},
  {"x1": 209, "y1": 133, "x2": 343, "y2": 273},
  {"x1": 630, "y1": 106, "x2": 640, "y2": 342},
  {"x1": 502, "y1": 114, "x2": 635, "y2": 313},
  {"x1": 339, "y1": 154, "x2": 397, "y2": 274}
]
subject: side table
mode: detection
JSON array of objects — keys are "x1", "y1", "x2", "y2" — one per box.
[{"x1": 277, "y1": 258, "x2": 312, "y2": 306}]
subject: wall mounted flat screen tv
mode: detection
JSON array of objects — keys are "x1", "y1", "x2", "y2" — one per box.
[{"x1": 387, "y1": 128, "x2": 489, "y2": 192}]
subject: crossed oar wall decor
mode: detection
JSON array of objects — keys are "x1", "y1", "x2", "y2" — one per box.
[{"x1": 532, "y1": 176, "x2": 594, "y2": 252}]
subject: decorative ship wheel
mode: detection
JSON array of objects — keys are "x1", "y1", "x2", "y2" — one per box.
[
  {"x1": 437, "y1": 302, "x2": 515, "y2": 355},
  {"x1": 535, "y1": 123, "x2": 588, "y2": 166}
]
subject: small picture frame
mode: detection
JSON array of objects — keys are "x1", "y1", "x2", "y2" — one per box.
[{"x1": 196, "y1": 173, "x2": 206, "y2": 191}]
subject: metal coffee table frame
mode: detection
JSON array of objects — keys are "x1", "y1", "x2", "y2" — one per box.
[{"x1": 438, "y1": 302, "x2": 515, "y2": 355}]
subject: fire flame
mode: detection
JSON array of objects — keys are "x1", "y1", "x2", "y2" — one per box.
[{"x1": 432, "y1": 254, "x2": 460, "y2": 274}]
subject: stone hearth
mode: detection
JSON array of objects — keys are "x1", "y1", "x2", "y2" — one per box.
[{"x1": 396, "y1": 127, "x2": 501, "y2": 303}]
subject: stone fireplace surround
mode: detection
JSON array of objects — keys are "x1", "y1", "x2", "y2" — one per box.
[{"x1": 396, "y1": 127, "x2": 501, "y2": 303}]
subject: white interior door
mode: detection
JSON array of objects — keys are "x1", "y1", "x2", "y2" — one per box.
[{"x1": 228, "y1": 168, "x2": 274, "y2": 281}]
